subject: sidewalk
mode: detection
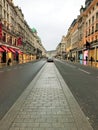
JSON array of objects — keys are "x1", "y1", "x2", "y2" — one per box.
[
  {"x1": 0, "y1": 63, "x2": 93, "y2": 130},
  {"x1": 70, "y1": 60, "x2": 98, "y2": 68},
  {"x1": 0, "y1": 60, "x2": 28, "y2": 69},
  {"x1": 0, "y1": 59, "x2": 38, "y2": 69},
  {"x1": 77, "y1": 60, "x2": 98, "y2": 68}
]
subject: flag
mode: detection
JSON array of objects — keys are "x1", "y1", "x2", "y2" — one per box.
[{"x1": 17, "y1": 37, "x2": 22, "y2": 45}]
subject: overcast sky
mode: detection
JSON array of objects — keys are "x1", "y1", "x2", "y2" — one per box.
[{"x1": 14, "y1": 0, "x2": 85, "y2": 51}]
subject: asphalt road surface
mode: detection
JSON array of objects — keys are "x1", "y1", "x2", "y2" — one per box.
[
  {"x1": 54, "y1": 59, "x2": 98, "y2": 130},
  {"x1": 0, "y1": 59, "x2": 46, "y2": 120}
]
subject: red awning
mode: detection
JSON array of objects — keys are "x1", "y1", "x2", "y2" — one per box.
[
  {"x1": 1, "y1": 46, "x2": 10, "y2": 52},
  {"x1": 0, "y1": 47, "x2": 4, "y2": 52},
  {"x1": 15, "y1": 49, "x2": 23, "y2": 54},
  {"x1": 8, "y1": 48, "x2": 16, "y2": 53}
]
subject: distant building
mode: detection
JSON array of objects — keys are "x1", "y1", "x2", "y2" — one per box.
[
  {"x1": 0, "y1": 0, "x2": 46, "y2": 65},
  {"x1": 56, "y1": 0, "x2": 98, "y2": 62},
  {"x1": 46, "y1": 50, "x2": 56, "y2": 58}
]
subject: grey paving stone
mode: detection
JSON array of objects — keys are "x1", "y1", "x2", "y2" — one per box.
[{"x1": 0, "y1": 63, "x2": 93, "y2": 130}]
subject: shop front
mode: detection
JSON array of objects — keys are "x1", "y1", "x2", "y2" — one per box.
[
  {"x1": 83, "y1": 50, "x2": 88, "y2": 60},
  {"x1": 22, "y1": 53, "x2": 32, "y2": 63},
  {"x1": 0, "y1": 47, "x2": 4, "y2": 63},
  {"x1": 0, "y1": 45, "x2": 24, "y2": 64},
  {"x1": 83, "y1": 50, "x2": 88, "y2": 65},
  {"x1": 89, "y1": 48, "x2": 95, "y2": 61}
]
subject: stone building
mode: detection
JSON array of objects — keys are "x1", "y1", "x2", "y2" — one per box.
[
  {"x1": 56, "y1": 36, "x2": 66, "y2": 59},
  {"x1": 57, "y1": 0, "x2": 98, "y2": 63},
  {"x1": 83, "y1": 0, "x2": 98, "y2": 61},
  {"x1": 0, "y1": 0, "x2": 46, "y2": 64}
]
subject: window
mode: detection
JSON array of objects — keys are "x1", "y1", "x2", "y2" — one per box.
[
  {"x1": 92, "y1": 16, "x2": 94, "y2": 23},
  {"x1": 7, "y1": 4, "x2": 8, "y2": 11},
  {"x1": 95, "y1": 35, "x2": 97, "y2": 41},
  {"x1": 2, "y1": 32, "x2": 6, "y2": 42},
  {"x1": 89, "y1": 29, "x2": 90, "y2": 35},
  {"x1": 4, "y1": 10, "x2": 6, "y2": 19},
  {"x1": 92, "y1": 37, "x2": 94, "y2": 42},
  {"x1": 89, "y1": 19, "x2": 91, "y2": 26},
  {"x1": 0, "y1": 5, "x2": 2, "y2": 13},
  {"x1": 96, "y1": 12, "x2": 98, "y2": 20},
  {"x1": 89, "y1": 11, "x2": 91, "y2": 15},
  {"x1": 86, "y1": 31, "x2": 88, "y2": 37},
  {"x1": 86, "y1": 22, "x2": 88, "y2": 28},
  {"x1": 7, "y1": 14, "x2": 9, "y2": 21},
  {"x1": 92, "y1": 26, "x2": 94, "y2": 33},
  {"x1": 4, "y1": 0, "x2": 5, "y2": 7},
  {"x1": 96, "y1": 23, "x2": 98, "y2": 31}
]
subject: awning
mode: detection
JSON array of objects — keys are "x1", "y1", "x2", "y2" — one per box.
[
  {"x1": 1, "y1": 46, "x2": 10, "y2": 52},
  {"x1": 8, "y1": 47, "x2": 16, "y2": 53},
  {"x1": 15, "y1": 49, "x2": 23, "y2": 54},
  {"x1": 0, "y1": 47, "x2": 4, "y2": 52}
]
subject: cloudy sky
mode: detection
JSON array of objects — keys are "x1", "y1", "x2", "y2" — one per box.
[{"x1": 14, "y1": 0, "x2": 85, "y2": 51}]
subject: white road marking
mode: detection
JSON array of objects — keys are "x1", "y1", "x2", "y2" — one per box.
[{"x1": 78, "y1": 68, "x2": 90, "y2": 74}]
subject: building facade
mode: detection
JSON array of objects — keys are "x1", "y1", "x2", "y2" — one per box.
[
  {"x1": 84, "y1": 0, "x2": 98, "y2": 61},
  {"x1": 57, "y1": 0, "x2": 98, "y2": 63},
  {"x1": 56, "y1": 36, "x2": 67, "y2": 59},
  {"x1": 0, "y1": 0, "x2": 46, "y2": 65}
]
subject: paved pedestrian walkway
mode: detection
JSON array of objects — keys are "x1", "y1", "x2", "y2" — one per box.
[{"x1": 0, "y1": 63, "x2": 93, "y2": 130}]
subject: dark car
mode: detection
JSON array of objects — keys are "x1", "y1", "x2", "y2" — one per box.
[{"x1": 47, "y1": 57, "x2": 54, "y2": 62}]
